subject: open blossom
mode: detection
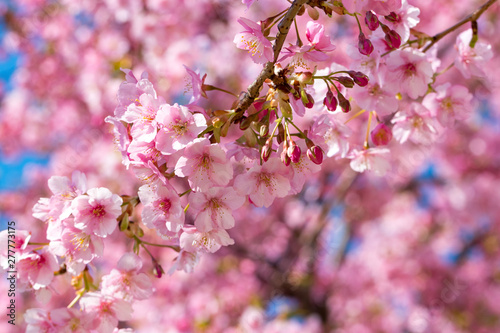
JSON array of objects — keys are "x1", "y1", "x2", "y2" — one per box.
[
  {"x1": 49, "y1": 219, "x2": 104, "y2": 275},
  {"x1": 309, "y1": 114, "x2": 351, "y2": 158},
  {"x1": 351, "y1": 75, "x2": 399, "y2": 116},
  {"x1": 422, "y1": 83, "x2": 473, "y2": 127},
  {"x1": 123, "y1": 93, "x2": 165, "y2": 142},
  {"x1": 392, "y1": 102, "x2": 439, "y2": 144},
  {"x1": 0, "y1": 229, "x2": 30, "y2": 270},
  {"x1": 155, "y1": 103, "x2": 207, "y2": 155},
  {"x1": 115, "y1": 70, "x2": 157, "y2": 119},
  {"x1": 234, "y1": 17, "x2": 273, "y2": 64},
  {"x1": 79, "y1": 292, "x2": 132, "y2": 333},
  {"x1": 50, "y1": 307, "x2": 92, "y2": 333},
  {"x1": 189, "y1": 187, "x2": 245, "y2": 233},
  {"x1": 454, "y1": 29, "x2": 493, "y2": 79},
  {"x1": 344, "y1": 0, "x2": 402, "y2": 16},
  {"x1": 175, "y1": 138, "x2": 233, "y2": 191},
  {"x1": 288, "y1": 147, "x2": 322, "y2": 194},
  {"x1": 234, "y1": 157, "x2": 291, "y2": 208},
  {"x1": 71, "y1": 187, "x2": 123, "y2": 237},
  {"x1": 385, "y1": 49, "x2": 433, "y2": 99},
  {"x1": 138, "y1": 183, "x2": 185, "y2": 235},
  {"x1": 17, "y1": 248, "x2": 60, "y2": 290},
  {"x1": 349, "y1": 147, "x2": 391, "y2": 176},
  {"x1": 281, "y1": 21, "x2": 335, "y2": 70},
  {"x1": 101, "y1": 253, "x2": 153, "y2": 301},
  {"x1": 184, "y1": 65, "x2": 208, "y2": 104},
  {"x1": 180, "y1": 225, "x2": 235, "y2": 253},
  {"x1": 168, "y1": 249, "x2": 200, "y2": 275}
]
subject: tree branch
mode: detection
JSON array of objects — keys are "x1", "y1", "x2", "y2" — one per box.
[
  {"x1": 423, "y1": 0, "x2": 497, "y2": 52},
  {"x1": 233, "y1": 0, "x2": 309, "y2": 120}
]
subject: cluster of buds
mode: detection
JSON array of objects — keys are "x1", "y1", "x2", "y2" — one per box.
[
  {"x1": 364, "y1": 10, "x2": 402, "y2": 50},
  {"x1": 323, "y1": 70, "x2": 369, "y2": 113}
]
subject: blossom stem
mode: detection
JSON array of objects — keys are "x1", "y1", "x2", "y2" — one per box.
[
  {"x1": 422, "y1": 0, "x2": 497, "y2": 52},
  {"x1": 364, "y1": 111, "x2": 373, "y2": 149},
  {"x1": 28, "y1": 242, "x2": 49, "y2": 246},
  {"x1": 203, "y1": 84, "x2": 238, "y2": 97},
  {"x1": 133, "y1": 235, "x2": 180, "y2": 252},
  {"x1": 179, "y1": 189, "x2": 192, "y2": 197}
]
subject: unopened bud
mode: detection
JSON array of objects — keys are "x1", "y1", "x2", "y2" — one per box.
[
  {"x1": 277, "y1": 123, "x2": 285, "y2": 144},
  {"x1": 259, "y1": 124, "x2": 269, "y2": 137},
  {"x1": 337, "y1": 92, "x2": 351, "y2": 113},
  {"x1": 307, "y1": 6, "x2": 320, "y2": 20},
  {"x1": 281, "y1": 147, "x2": 291, "y2": 166},
  {"x1": 298, "y1": 4, "x2": 306, "y2": 16},
  {"x1": 335, "y1": 76, "x2": 355, "y2": 88},
  {"x1": 384, "y1": 12, "x2": 400, "y2": 23},
  {"x1": 358, "y1": 33, "x2": 374, "y2": 55},
  {"x1": 307, "y1": 146, "x2": 323, "y2": 164},
  {"x1": 153, "y1": 261, "x2": 164, "y2": 278},
  {"x1": 287, "y1": 140, "x2": 301, "y2": 163},
  {"x1": 332, "y1": 1, "x2": 346, "y2": 15},
  {"x1": 296, "y1": 71, "x2": 314, "y2": 85},
  {"x1": 262, "y1": 139, "x2": 272, "y2": 162},
  {"x1": 347, "y1": 71, "x2": 369, "y2": 87},
  {"x1": 370, "y1": 123, "x2": 393, "y2": 146},
  {"x1": 385, "y1": 30, "x2": 401, "y2": 49},
  {"x1": 305, "y1": 93, "x2": 314, "y2": 108},
  {"x1": 365, "y1": 11, "x2": 379, "y2": 31},
  {"x1": 323, "y1": 90, "x2": 338, "y2": 111}
]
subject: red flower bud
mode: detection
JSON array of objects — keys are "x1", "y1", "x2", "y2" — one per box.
[
  {"x1": 370, "y1": 123, "x2": 393, "y2": 146},
  {"x1": 347, "y1": 71, "x2": 369, "y2": 87},
  {"x1": 385, "y1": 30, "x2": 401, "y2": 49},
  {"x1": 384, "y1": 12, "x2": 400, "y2": 23},
  {"x1": 323, "y1": 90, "x2": 338, "y2": 111},
  {"x1": 307, "y1": 146, "x2": 323, "y2": 165},
  {"x1": 337, "y1": 92, "x2": 351, "y2": 113},
  {"x1": 287, "y1": 140, "x2": 301, "y2": 163},
  {"x1": 365, "y1": 11, "x2": 379, "y2": 31},
  {"x1": 358, "y1": 33, "x2": 374, "y2": 55},
  {"x1": 335, "y1": 76, "x2": 355, "y2": 88},
  {"x1": 262, "y1": 139, "x2": 272, "y2": 161}
]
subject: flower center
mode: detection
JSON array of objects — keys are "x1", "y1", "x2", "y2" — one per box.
[{"x1": 92, "y1": 205, "x2": 106, "y2": 218}]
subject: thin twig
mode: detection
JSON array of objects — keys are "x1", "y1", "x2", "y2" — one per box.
[{"x1": 423, "y1": 0, "x2": 497, "y2": 52}]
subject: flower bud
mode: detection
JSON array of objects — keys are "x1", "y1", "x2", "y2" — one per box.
[
  {"x1": 365, "y1": 11, "x2": 379, "y2": 31},
  {"x1": 287, "y1": 140, "x2": 301, "y2": 163},
  {"x1": 347, "y1": 71, "x2": 369, "y2": 87},
  {"x1": 280, "y1": 140, "x2": 290, "y2": 166},
  {"x1": 385, "y1": 30, "x2": 401, "y2": 49},
  {"x1": 296, "y1": 71, "x2": 314, "y2": 85},
  {"x1": 307, "y1": 6, "x2": 320, "y2": 20},
  {"x1": 277, "y1": 123, "x2": 285, "y2": 144},
  {"x1": 384, "y1": 12, "x2": 400, "y2": 23},
  {"x1": 332, "y1": 1, "x2": 346, "y2": 15},
  {"x1": 335, "y1": 76, "x2": 355, "y2": 88},
  {"x1": 337, "y1": 92, "x2": 351, "y2": 113},
  {"x1": 153, "y1": 261, "x2": 164, "y2": 278},
  {"x1": 262, "y1": 139, "x2": 272, "y2": 162},
  {"x1": 307, "y1": 146, "x2": 323, "y2": 165},
  {"x1": 370, "y1": 123, "x2": 393, "y2": 146},
  {"x1": 305, "y1": 93, "x2": 314, "y2": 108},
  {"x1": 259, "y1": 124, "x2": 269, "y2": 137},
  {"x1": 358, "y1": 33, "x2": 374, "y2": 55},
  {"x1": 323, "y1": 90, "x2": 338, "y2": 111}
]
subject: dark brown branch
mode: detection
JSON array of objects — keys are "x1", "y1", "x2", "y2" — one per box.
[
  {"x1": 423, "y1": 0, "x2": 497, "y2": 52},
  {"x1": 233, "y1": 0, "x2": 309, "y2": 120}
]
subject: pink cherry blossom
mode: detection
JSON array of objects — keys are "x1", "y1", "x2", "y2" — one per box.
[
  {"x1": 351, "y1": 76, "x2": 399, "y2": 116},
  {"x1": 309, "y1": 114, "x2": 351, "y2": 158},
  {"x1": 155, "y1": 103, "x2": 207, "y2": 155},
  {"x1": 281, "y1": 22, "x2": 335, "y2": 70},
  {"x1": 183, "y1": 65, "x2": 207, "y2": 104},
  {"x1": 189, "y1": 187, "x2": 246, "y2": 232},
  {"x1": 175, "y1": 138, "x2": 233, "y2": 191},
  {"x1": 138, "y1": 182, "x2": 185, "y2": 235},
  {"x1": 348, "y1": 147, "x2": 391, "y2": 176},
  {"x1": 385, "y1": 49, "x2": 434, "y2": 99},
  {"x1": 454, "y1": 29, "x2": 493, "y2": 79},
  {"x1": 17, "y1": 248, "x2": 59, "y2": 290},
  {"x1": 392, "y1": 102, "x2": 439, "y2": 144},
  {"x1": 422, "y1": 83, "x2": 473, "y2": 127},
  {"x1": 79, "y1": 292, "x2": 132, "y2": 333},
  {"x1": 115, "y1": 70, "x2": 157, "y2": 119},
  {"x1": 71, "y1": 187, "x2": 123, "y2": 237},
  {"x1": 0, "y1": 229, "x2": 31, "y2": 270},
  {"x1": 101, "y1": 253, "x2": 153, "y2": 301},
  {"x1": 122, "y1": 93, "x2": 164, "y2": 143},
  {"x1": 168, "y1": 250, "x2": 201, "y2": 275},
  {"x1": 234, "y1": 157, "x2": 291, "y2": 208},
  {"x1": 234, "y1": 17, "x2": 273, "y2": 64},
  {"x1": 24, "y1": 308, "x2": 55, "y2": 333},
  {"x1": 180, "y1": 225, "x2": 235, "y2": 253},
  {"x1": 49, "y1": 218, "x2": 104, "y2": 275}
]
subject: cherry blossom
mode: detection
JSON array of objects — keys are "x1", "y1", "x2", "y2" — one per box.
[
  {"x1": 349, "y1": 147, "x2": 391, "y2": 176},
  {"x1": 71, "y1": 187, "x2": 123, "y2": 237},
  {"x1": 234, "y1": 17, "x2": 274, "y2": 64},
  {"x1": 454, "y1": 29, "x2": 493, "y2": 79},
  {"x1": 79, "y1": 292, "x2": 133, "y2": 333}
]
